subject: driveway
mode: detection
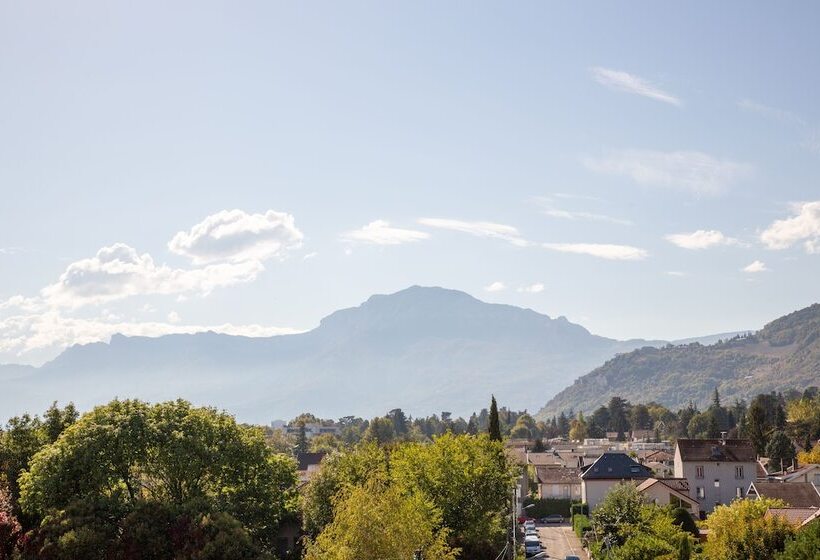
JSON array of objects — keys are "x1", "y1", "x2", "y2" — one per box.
[{"x1": 536, "y1": 522, "x2": 585, "y2": 559}]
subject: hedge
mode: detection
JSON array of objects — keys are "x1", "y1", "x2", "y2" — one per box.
[
  {"x1": 572, "y1": 514, "x2": 592, "y2": 538},
  {"x1": 522, "y1": 497, "x2": 578, "y2": 517},
  {"x1": 569, "y1": 503, "x2": 589, "y2": 518}
]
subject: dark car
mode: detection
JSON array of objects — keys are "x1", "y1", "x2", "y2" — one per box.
[{"x1": 541, "y1": 514, "x2": 564, "y2": 523}]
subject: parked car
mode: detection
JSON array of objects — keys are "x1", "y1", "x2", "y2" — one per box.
[
  {"x1": 524, "y1": 527, "x2": 538, "y2": 537},
  {"x1": 565, "y1": 556, "x2": 581, "y2": 560},
  {"x1": 523, "y1": 535, "x2": 541, "y2": 557},
  {"x1": 542, "y1": 514, "x2": 563, "y2": 523},
  {"x1": 523, "y1": 520, "x2": 536, "y2": 531}
]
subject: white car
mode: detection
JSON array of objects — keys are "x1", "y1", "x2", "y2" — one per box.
[
  {"x1": 524, "y1": 534, "x2": 541, "y2": 557},
  {"x1": 523, "y1": 520, "x2": 536, "y2": 531}
]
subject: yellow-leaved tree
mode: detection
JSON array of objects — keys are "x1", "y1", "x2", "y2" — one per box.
[
  {"x1": 304, "y1": 482, "x2": 457, "y2": 560},
  {"x1": 703, "y1": 497, "x2": 794, "y2": 560}
]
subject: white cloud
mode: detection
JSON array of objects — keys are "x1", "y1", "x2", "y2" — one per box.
[
  {"x1": 518, "y1": 283, "x2": 545, "y2": 294},
  {"x1": 583, "y1": 150, "x2": 753, "y2": 196},
  {"x1": 737, "y1": 99, "x2": 805, "y2": 126},
  {"x1": 542, "y1": 242, "x2": 648, "y2": 260},
  {"x1": 0, "y1": 247, "x2": 23, "y2": 255},
  {"x1": 664, "y1": 229, "x2": 738, "y2": 250},
  {"x1": 484, "y1": 281, "x2": 506, "y2": 293},
  {"x1": 168, "y1": 209, "x2": 303, "y2": 264},
  {"x1": 340, "y1": 220, "x2": 430, "y2": 245},
  {"x1": 665, "y1": 271, "x2": 687, "y2": 277},
  {"x1": 418, "y1": 218, "x2": 529, "y2": 247},
  {"x1": 760, "y1": 201, "x2": 820, "y2": 253},
  {"x1": 0, "y1": 310, "x2": 302, "y2": 365},
  {"x1": 167, "y1": 311, "x2": 181, "y2": 324},
  {"x1": 39, "y1": 243, "x2": 263, "y2": 309},
  {"x1": 591, "y1": 67, "x2": 681, "y2": 106},
  {"x1": 302, "y1": 252, "x2": 318, "y2": 260},
  {"x1": 542, "y1": 208, "x2": 632, "y2": 225},
  {"x1": 742, "y1": 260, "x2": 768, "y2": 273}
]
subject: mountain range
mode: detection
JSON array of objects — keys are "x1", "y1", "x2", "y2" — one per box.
[
  {"x1": 2, "y1": 286, "x2": 670, "y2": 423},
  {"x1": 537, "y1": 303, "x2": 820, "y2": 419}
]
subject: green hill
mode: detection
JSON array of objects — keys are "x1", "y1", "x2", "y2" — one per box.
[{"x1": 537, "y1": 303, "x2": 820, "y2": 419}]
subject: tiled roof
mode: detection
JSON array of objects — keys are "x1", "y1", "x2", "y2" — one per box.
[
  {"x1": 527, "y1": 452, "x2": 564, "y2": 466},
  {"x1": 580, "y1": 452, "x2": 653, "y2": 480},
  {"x1": 535, "y1": 465, "x2": 582, "y2": 484},
  {"x1": 766, "y1": 507, "x2": 820, "y2": 526},
  {"x1": 636, "y1": 478, "x2": 697, "y2": 505},
  {"x1": 676, "y1": 439, "x2": 756, "y2": 462},
  {"x1": 750, "y1": 482, "x2": 820, "y2": 508}
]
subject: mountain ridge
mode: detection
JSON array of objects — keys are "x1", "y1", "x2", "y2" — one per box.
[
  {"x1": 536, "y1": 303, "x2": 820, "y2": 419},
  {"x1": 2, "y1": 286, "x2": 663, "y2": 423}
]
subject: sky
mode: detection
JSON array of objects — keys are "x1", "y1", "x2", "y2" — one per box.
[{"x1": 1, "y1": 1, "x2": 820, "y2": 366}]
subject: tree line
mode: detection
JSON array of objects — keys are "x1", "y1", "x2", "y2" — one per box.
[{"x1": 0, "y1": 397, "x2": 516, "y2": 560}]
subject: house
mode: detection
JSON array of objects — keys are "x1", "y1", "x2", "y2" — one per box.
[
  {"x1": 296, "y1": 451, "x2": 327, "y2": 483},
  {"x1": 637, "y1": 478, "x2": 700, "y2": 517},
  {"x1": 674, "y1": 438, "x2": 757, "y2": 513},
  {"x1": 771, "y1": 463, "x2": 820, "y2": 485},
  {"x1": 535, "y1": 465, "x2": 582, "y2": 501},
  {"x1": 527, "y1": 451, "x2": 564, "y2": 467},
  {"x1": 276, "y1": 422, "x2": 341, "y2": 440},
  {"x1": 631, "y1": 429, "x2": 655, "y2": 442},
  {"x1": 747, "y1": 481, "x2": 820, "y2": 508},
  {"x1": 580, "y1": 452, "x2": 654, "y2": 509}
]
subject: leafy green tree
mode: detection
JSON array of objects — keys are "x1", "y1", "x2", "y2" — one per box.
[
  {"x1": 630, "y1": 404, "x2": 652, "y2": 431},
  {"x1": 363, "y1": 416, "x2": 395, "y2": 444},
  {"x1": 300, "y1": 441, "x2": 389, "y2": 537},
  {"x1": 747, "y1": 399, "x2": 769, "y2": 454},
  {"x1": 295, "y1": 423, "x2": 309, "y2": 454},
  {"x1": 0, "y1": 402, "x2": 77, "y2": 526},
  {"x1": 19, "y1": 399, "x2": 297, "y2": 550},
  {"x1": 305, "y1": 482, "x2": 456, "y2": 560},
  {"x1": 591, "y1": 483, "x2": 646, "y2": 546},
  {"x1": 569, "y1": 413, "x2": 588, "y2": 442},
  {"x1": 607, "y1": 397, "x2": 630, "y2": 436},
  {"x1": 387, "y1": 408, "x2": 409, "y2": 436},
  {"x1": 776, "y1": 518, "x2": 820, "y2": 559},
  {"x1": 390, "y1": 433, "x2": 512, "y2": 558},
  {"x1": 488, "y1": 396, "x2": 501, "y2": 442},
  {"x1": 766, "y1": 431, "x2": 796, "y2": 472}
]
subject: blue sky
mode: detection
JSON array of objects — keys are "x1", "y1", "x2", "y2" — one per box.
[{"x1": 2, "y1": 1, "x2": 819, "y2": 365}]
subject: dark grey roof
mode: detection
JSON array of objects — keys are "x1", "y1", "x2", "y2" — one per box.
[
  {"x1": 296, "y1": 451, "x2": 327, "y2": 471},
  {"x1": 676, "y1": 439, "x2": 756, "y2": 462},
  {"x1": 579, "y1": 452, "x2": 653, "y2": 480}
]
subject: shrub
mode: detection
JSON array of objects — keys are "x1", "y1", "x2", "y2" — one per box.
[
  {"x1": 570, "y1": 503, "x2": 589, "y2": 518},
  {"x1": 572, "y1": 514, "x2": 591, "y2": 538},
  {"x1": 671, "y1": 507, "x2": 699, "y2": 537}
]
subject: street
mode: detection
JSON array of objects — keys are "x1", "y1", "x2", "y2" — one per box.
[{"x1": 535, "y1": 522, "x2": 585, "y2": 559}]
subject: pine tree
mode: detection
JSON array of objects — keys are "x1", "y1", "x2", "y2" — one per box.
[
  {"x1": 488, "y1": 396, "x2": 501, "y2": 442},
  {"x1": 295, "y1": 422, "x2": 309, "y2": 454}
]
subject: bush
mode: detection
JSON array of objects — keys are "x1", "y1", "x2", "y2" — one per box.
[
  {"x1": 572, "y1": 514, "x2": 591, "y2": 538},
  {"x1": 671, "y1": 507, "x2": 699, "y2": 537},
  {"x1": 570, "y1": 503, "x2": 589, "y2": 518}
]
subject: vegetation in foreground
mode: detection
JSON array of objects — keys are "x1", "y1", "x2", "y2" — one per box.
[{"x1": 0, "y1": 398, "x2": 515, "y2": 560}]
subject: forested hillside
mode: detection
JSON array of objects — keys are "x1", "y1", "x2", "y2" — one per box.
[{"x1": 538, "y1": 303, "x2": 820, "y2": 418}]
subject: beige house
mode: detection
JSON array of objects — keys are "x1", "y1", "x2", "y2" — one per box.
[
  {"x1": 637, "y1": 478, "x2": 700, "y2": 516},
  {"x1": 535, "y1": 465, "x2": 582, "y2": 500},
  {"x1": 580, "y1": 452, "x2": 653, "y2": 509},
  {"x1": 771, "y1": 463, "x2": 820, "y2": 485},
  {"x1": 674, "y1": 439, "x2": 757, "y2": 514}
]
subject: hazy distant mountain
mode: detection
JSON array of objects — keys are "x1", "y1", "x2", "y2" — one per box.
[
  {"x1": 537, "y1": 303, "x2": 820, "y2": 419},
  {"x1": 1, "y1": 286, "x2": 663, "y2": 423}
]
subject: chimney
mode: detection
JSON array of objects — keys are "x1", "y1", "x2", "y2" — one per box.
[{"x1": 720, "y1": 431, "x2": 727, "y2": 445}]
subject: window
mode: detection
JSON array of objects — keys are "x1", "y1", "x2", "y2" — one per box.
[
  {"x1": 714, "y1": 479, "x2": 720, "y2": 488},
  {"x1": 736, "y1": 487, "x2": 743, "y2": 498},
  {"x1": 735, "y1": 466, "x2": 744, "y2": 479},
  {"x1": 696, "y1": 466, "x2": 704, "y2": 478},
  {"x1": 696, "y1": 487, "x2": 705, "y2": 499}
]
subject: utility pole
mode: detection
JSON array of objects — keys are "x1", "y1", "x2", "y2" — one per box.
[{"x1": 510, "y1": 487, "x2": 517, "y2": 560}]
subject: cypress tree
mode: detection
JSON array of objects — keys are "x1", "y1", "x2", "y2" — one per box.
[{"x1": 488, "y1": 395, "x2": 501, "y2": 442}]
